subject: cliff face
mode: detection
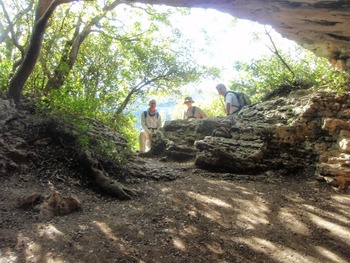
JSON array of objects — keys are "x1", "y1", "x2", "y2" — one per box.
[
  {"x1": 151, "y1": 89, "x2": 350, "y2": 187},
  {"x1": 125, "y1": 0, "x2": 350, "y2": 71}
]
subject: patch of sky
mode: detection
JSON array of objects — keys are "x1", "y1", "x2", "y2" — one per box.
[{"x1": 125, "y1": 5, "x2": 300, "y2": 129}]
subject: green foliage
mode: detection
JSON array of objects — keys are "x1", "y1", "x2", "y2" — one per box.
[
  {"x1": 35, "y1": 88, "x2": 137, "y2": 160},
  {"x1": 0, "y1": 59, "x2": 12, "y2": 96},
  {"x1": 95, "y1": 139, "x2": 128, "y2": 164},
  {"x1": 202, "y1": 96, "x2": 226, "y2": 117},
  {"x1": 0, "y1": 2, "x2": 218, "y2": 150},
  {"x1": 3, "y1": 0, "x2": 349, "y2": 155},
  {"x1": 231, "y1": 47, "x2": 348, "y2": 102},
  {"x1": 43, "y1": 4, "x2": 214, "y2": 105},
  {"x1": 36, "y1": 91, "x2": 93, "y2": 148},
  {"x1": 103, "y1": 112, "x2": 139, "y2": 152},
  {"x1": 0, "y1": 0, "x2": 35, "y2": 95}
]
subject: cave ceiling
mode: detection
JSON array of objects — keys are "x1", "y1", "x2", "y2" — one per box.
[{"x1": 125, "y1": 0, "x2": 350, "y2": 70}]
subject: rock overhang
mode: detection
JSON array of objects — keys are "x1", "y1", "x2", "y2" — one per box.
[{"x1": 125, "y1": 0, "x2": 350, "y2": 71}]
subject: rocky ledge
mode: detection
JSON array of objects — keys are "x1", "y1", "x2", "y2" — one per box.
[
  {"x1": 151, "y1": 88, "x2": 350, "y2": 189},
  {"x1": 1, "y1": 89, "x2": 350, "y2": 195}
]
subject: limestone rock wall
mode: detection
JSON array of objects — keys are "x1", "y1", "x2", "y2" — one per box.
[
  {"x1": 126, "y1": 0, "x2": 350, "y2": 71},
  {"x1": 151, "y1": 90, "x2": 350, "y2": 181}
]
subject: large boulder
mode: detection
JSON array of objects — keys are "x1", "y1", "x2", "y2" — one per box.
[{"x1": 151, "y1": 117, "x2": 233, "y2": 161}]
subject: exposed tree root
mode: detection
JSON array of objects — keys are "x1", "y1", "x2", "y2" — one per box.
[{"x1": 78, "y1": 150, "x2": 136, "y2": 200}]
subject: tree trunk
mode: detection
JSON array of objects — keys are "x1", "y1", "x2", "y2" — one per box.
[
  {"x1": 43, "y1": 16, "x2": 85, "y2": 93},
  {"x1": 44, "y1": 0, "x2": 121, "y2": 94},
  {"x1": 6, "y1": 0, "x2": 75, "y2": 102}
]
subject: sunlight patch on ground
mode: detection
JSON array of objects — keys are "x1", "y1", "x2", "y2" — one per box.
[
  {"x1": 187, "y1": 210, "x2": 198, "y2": 217},
  {"x1": 302, "y1": 203, "x2": 350, "y2": 225},
  {"x1": 0, "y1": 249, "x2": 17, "y2": 262},
  {"x1": 37, "y1": 224, "x2": 64, "y2": 240},
  {"x1": 180, "y1": 225, "x2": 200, "y2": 236},
  {"x1": 315, "y1": 245, "x2": 349, "y2": 263},
  {"x1": 173, "y1": 237, "x2": 186, "y2": 251},
  {"x1": 202, "y1": 208, "x2": 224, "y2": 222},
  {"x1": 16, "y1": 233, "x2": 42, "y2": 263},
  {"x1": 43, "y1": 252, "x2": 66, "y2": 263},
  {"x1": 307, "y1": 213, "x2": 350, "y2": 244},
  {"x1": 331, "y1": 195, "x2": 350, "y2": 203},
  {"x1": 234, "y1": 198, "x2": 270, "y2": 229},
  {"x1": 231, "y1": 185, "x2": 257, "y2": 196},
  {"x1": 184, "y1": 191, "x2": 234, "y2": 223},
  {"x1": 93, "y1": 221, "x2": 118, "y2": 242},
  {"x1": 206, "y1": 242, "x2": 224, "y2": 254},
  {"x1": 160, "y1": 187, "x2": 172, "y2": 193},
  {"x1": 163, "y1": 227, "x2": 176, "y2": 235},
  {"x1": 14, "y1": 232, "x2": 70, "y2": 263},
  {"x1": 330, "y1": 195, "x2": 350, "y2": 213},
  {"x1": 186, "y1": 191, "x2": 232, "y2": 208},
  {"x1": 205, "y1": 179, "x2": 240, "y2": 192},
  {"x1": 285, "y1": 193, "x2": 307, "y2": 203},
  {"x1": 236, "y1": 213, "x2": 269, "y2": 230},
  {"x1": 278, "y1": 208, "x2": 310, "y2": 235},
  {"x1": 240, "y1": 237, "x2": 317, "y2": 263}
]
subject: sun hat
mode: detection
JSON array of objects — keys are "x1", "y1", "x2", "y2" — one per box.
[{"x1": 184, "y1": 96, "x2": 194, "y2": 104}]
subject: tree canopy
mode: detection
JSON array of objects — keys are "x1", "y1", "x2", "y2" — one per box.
[{"x1": 0, "y1": 0, "x2": 219, "y2": 148}]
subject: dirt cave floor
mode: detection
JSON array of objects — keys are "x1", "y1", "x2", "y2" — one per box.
[{"x1": 1, "y1": 156, "x2": 350, "y2": 263}]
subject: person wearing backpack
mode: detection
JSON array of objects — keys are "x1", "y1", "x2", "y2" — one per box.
[
  {"x1": 216, "y1": 83, "x2": 250, "y2": 115},
  {"x1": 183, "y1": 96, "x2": 208, "y2": 119},
  {"x1": 139, "y1": 99, "x2": 162, "y2": 152}
]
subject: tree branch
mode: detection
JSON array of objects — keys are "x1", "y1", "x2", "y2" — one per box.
[
  {"x1": 114, "y1": 73, "x2": 173, "y2": 115},
  {"x1": 7, "y1": 0, "x2": 79, "y2": 101},
  {"x1": 44, "y1": 0, "x2": 122, "y2": 93},
  {"x1": 264, "y1": 26, "x2": 295, "y2": 79}
]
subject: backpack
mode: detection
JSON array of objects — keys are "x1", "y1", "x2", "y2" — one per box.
[
  {"x1": 144, "y1": 110, "x2": 159, "y2": 119},
  {"x1": 187, "y1": 106, "x2": 197, "y2": 118},
  {"x1": 225, "y1": 91, "x2": 251, "y2": 110}
]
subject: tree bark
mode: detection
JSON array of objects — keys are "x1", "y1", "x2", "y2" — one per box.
[
  {"x1": 78, "y1": 149, "x2": 136, "y2": 200},
  {"x1": 6, "y1": 0, "x2": 76, "y2": 102},
  {"x1": 44, "y1": 0, "x2": 121, "y2": 93}
]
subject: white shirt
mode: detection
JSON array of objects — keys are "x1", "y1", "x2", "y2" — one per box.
[
  {"x1": 225, "y1": 92, "x2": 240, "y2": 114},
  {"x1": 141, "y1": 110, "x2": 162, "y2": 134}
]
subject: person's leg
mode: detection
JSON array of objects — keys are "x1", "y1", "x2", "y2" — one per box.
[
  {"x1": 147, "y1": 133, "x2": 152, "y2": 151},
  {"x1": 139, "y1": 131, "x2": 146, "y2": 152},
  {"x1": 139, "y1": 131, "x2": 150, "y2": 152}
]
